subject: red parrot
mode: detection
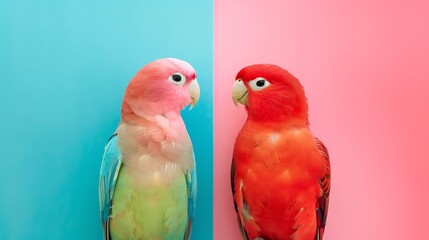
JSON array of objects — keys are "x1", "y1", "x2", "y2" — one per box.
[{"x1": 230, "y1": 64, "x2": 331, "y2": 240}]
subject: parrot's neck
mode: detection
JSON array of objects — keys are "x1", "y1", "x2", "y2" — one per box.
[
  {"x1": 246, "y1": 116, "x2": 309, "y2": 129},
  {"x1": 121, "y1": 98, "x2": 183, "y2": 123}
]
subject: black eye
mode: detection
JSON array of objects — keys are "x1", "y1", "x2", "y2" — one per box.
[
  {"x1": 172, "y1": 74, "x2": 182, "y2": 82},
  {"x1": 249, "y1": 77, "x2": 270, "y2": 91},
  {"x1": 169, "y1": 73, "x2": 187, "y2": 85},
  {"x1": 256, "y1": 80, "x2": 265, "y2": 87}
]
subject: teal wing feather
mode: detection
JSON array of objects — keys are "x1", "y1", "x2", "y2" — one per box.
[
  {"x1": 98, "y1": 134, "x2": 122, "y2": 240},
  {"x1": 184, "y1": 153, "x2": 197, "y2": 240}
]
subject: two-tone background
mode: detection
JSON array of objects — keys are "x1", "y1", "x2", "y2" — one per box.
[{"x1": 1, "y1": 0, "x2": 428, "y2": 239}]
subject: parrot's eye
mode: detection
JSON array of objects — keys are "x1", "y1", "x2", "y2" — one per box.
[
  {"x1": 172, "y1": 74, "x2": 182, "y2": 81},
  {"x1": 256, "y1": 80, "x2": 265, "y2": 87},
  {"x1": 249, "y1": 77, "x2": 270, "y2": 91},
  {"x1": 169, "y1": 73, "x2": 187, "y2": 86}
]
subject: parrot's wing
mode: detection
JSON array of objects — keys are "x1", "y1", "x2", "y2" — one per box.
[
  {"x1": 99, "y1": 134, "x2": 122, "y2": 240},
  {"x1": 184, "y1": 153, "x2": 197, "y2": 240},
  {"x1": 315, "y1": 138, "x2": 331, "y2": 240},
  {"x1": 231, "y1": 159, "x2": 249, "y2": 240}
]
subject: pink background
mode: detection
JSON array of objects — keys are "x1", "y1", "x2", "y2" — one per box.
[{"x1": 214, "y1": 1, "x2": 429, "y2": 239}]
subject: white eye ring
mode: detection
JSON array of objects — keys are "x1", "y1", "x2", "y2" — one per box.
[
  {"x1": 249, "y1": 77, "x2": 270, "y2": 91},
  {"x1": 168, "y1": 72, "x2": 187, "y2": 85}
]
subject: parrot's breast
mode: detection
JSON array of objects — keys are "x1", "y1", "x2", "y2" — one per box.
[
  {"x1": 109, "y1": 162, "x2": 188, "y2": 240},
  {"x1": 116, "y1": 121, "x2": 195, "y2": 175},
  {"x1": 109, "y1": 122, "x2": 194, "y2": 239},
  {"x1": 233, "y1": 122, "x2": 324, "y2": 239}
]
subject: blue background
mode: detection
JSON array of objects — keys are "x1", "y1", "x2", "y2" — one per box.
[{"x1": 0, "y1": 1, "x2": 213, "y2": 239}]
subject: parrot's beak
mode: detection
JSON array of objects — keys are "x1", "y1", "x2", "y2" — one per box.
[
  {"x1": 232, "y1": 79, "x2": 248, "y2": 106},
  {"x1": 188, "y1": 79, "x2": 200, "y2": 110}
]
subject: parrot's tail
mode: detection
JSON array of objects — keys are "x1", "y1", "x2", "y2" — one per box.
[
  {"x1": 184, "y1": 220, "x2": 192, "y2": 240},
  {"x1": 102, "y1": 221, "x2": 111, "y2": 240}
]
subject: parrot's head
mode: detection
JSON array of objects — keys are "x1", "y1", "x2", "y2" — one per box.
[
  {"x1": 121, "y1": 58, "x2": 199, "y2": 121},
  {"x1": 232, "y1": 64, "x2": 308, "y2": 122}
]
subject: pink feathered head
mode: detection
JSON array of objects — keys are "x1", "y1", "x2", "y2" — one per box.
[{"x1": 121, "y1": 58, "x2": 199, "y2": 122}]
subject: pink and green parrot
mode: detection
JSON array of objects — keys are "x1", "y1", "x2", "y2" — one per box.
[
  {"x1": 99, "y1": 58, "x2": 199, "y2": 240},
  {"x1": 230, "y1": 64, "x2": 331, "y2": 240}
]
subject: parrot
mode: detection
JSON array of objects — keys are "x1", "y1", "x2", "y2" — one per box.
[
  {"x1": 230, "y1": 64, "x2": 331, "y2": 240},
  {"x1": 98, "y1": 58, "x2": 199, "y2": 240}
]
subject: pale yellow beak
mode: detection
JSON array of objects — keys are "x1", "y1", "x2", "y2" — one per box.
[
  {"x1": 232, "y1": 79, "x2": 248, "y2": 106},
  {"x1": 188, "y1": 79, "x2": 200, "y2": 110}
]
